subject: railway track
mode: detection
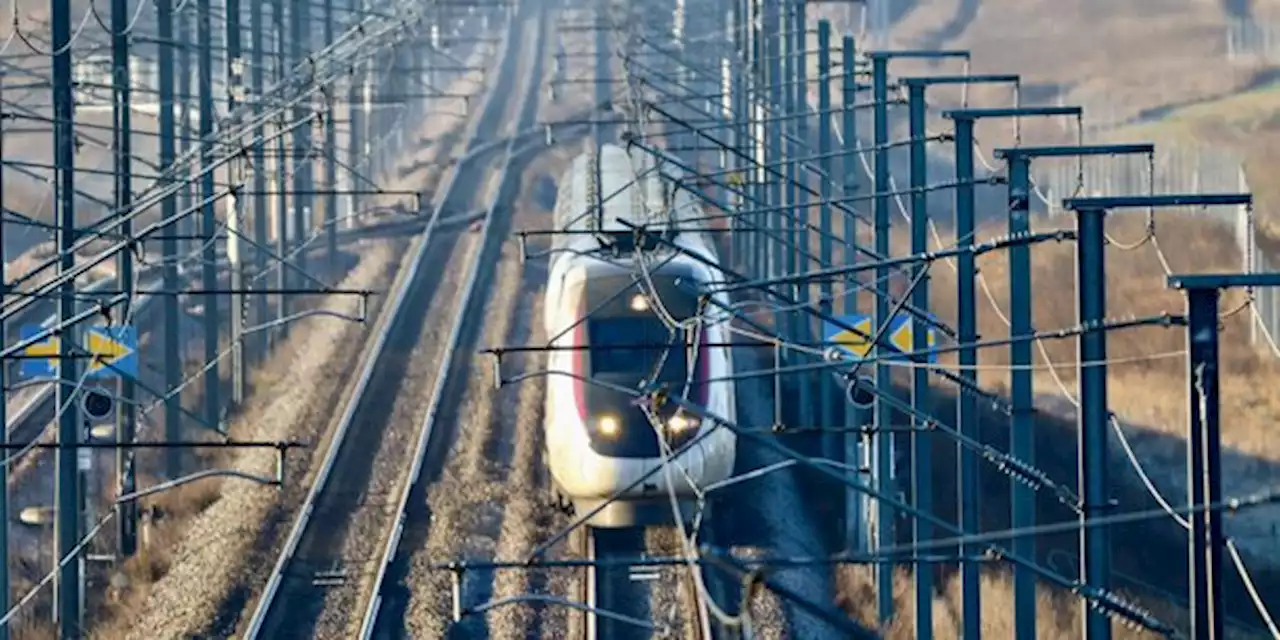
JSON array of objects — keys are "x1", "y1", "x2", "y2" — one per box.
[
  {"x1": 0, "y1": 9, "x2": 502, "y2": 458},
  {"x1": 576, "y1": 522, "x2": 715, "y2": 639},
  {"x1": 240, "y1": 0, "x2": 547, "y2": 637},
  {"x1": 371, "y1": 1, "x2": 553, "y2": 636}
]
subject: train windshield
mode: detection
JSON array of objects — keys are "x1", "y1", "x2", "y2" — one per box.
[{"x1": 587, "y1": 316, "x2": 694, "y2": 385}]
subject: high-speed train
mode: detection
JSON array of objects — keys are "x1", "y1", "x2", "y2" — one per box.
[{"x1": 541, "y1": 142, "x2": 737, "y2": 528}]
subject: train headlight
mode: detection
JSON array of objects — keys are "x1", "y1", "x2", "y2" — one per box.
[
  {"x1": 629, "y1": 293, "x2": 650, "y2": 312},
  {"x1": 596, "y1": 414, "x2": 621, "y2": 438},
  {"x1": 666, "y1": 412, "x2": 700, "y2": 434}
]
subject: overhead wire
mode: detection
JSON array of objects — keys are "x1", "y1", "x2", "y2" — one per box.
[
  {"x1": 937, "y1": 99, "x2": 1280, "y2": 636},
  {"x1": 825, "y1": 54, "x2": 1280, "y2": 634},
  {"x1": 627, "y1": 5, "x2": 1228, "y2": 632},
  {"x1": 603, "y1": 6, "x2": 761, "y2": 631},
  {"x1": 0, "y1": 16, "x2": 409, "y2": 314},
  {"x1": 0, "y1": 0, "x2": 442, "y2": 622},
  {"x1": 463, "y1": 1, "x2": 1276, "y2": 635},
  {"x1": 10, "y1": 0, "x2": 96, "y2": 57}
]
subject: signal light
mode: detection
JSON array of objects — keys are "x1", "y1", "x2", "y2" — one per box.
[
  {"x1": 846, "y1": 375, "x2": 876, "y2": 409},
  {"x1": 81, "y1": 389, "x2": 115, "y2": 423}
]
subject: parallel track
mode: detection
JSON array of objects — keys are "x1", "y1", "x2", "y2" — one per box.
[
  {"x1": 240, "y1": 1, "x2": 542, "y2": 636},
  {"x1": 582, "y1": 526, "x2": 714, "y2": 640},
  {"x1": 363, "y1": 0, "x2": 552, "y2": 635},
  {"x1": 585, "y1": 529, "x2": 651, "y2": 639},
  {"x1": 0, "y1": 11, "x2": 504, "y2": 456}
]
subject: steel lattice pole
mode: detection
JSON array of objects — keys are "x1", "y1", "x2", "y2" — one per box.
[
  {"x1": 197, "y1": 0, "x2": 222, "y2": 431},
  {"x1": 0, "y1": 72, "x2": 9, "y2": 640},
  {"x1": 324, "y1": 0, "x2": 339, "y2": 269},
  {"x1": 52, "y1": 0, "x2": 84, "y2": 632},
  {"x1": 226, "y1": 0, "x2": 247, "y2": 406},
  {"x1": 113, "y1": 0, "x2": 139, "y2": 558},
  {"x1": 250, "y1": 0, "x2": 269, "y2": 363}
]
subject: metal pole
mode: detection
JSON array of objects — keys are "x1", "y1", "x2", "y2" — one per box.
[
  {"x1": 1186, "y1": 286, "x2": 1224, "y2": 640},
  {"x1": 905, "y1": 81, "x2": 932, "y2": 638},
  {"x1": 112, "y1": 0, "x2": 139, "y2": 558},
  {"x1": 362, "y1": 39, "x2": 373, "y2": 197},
  {"x1": 777, "y1": 0, "x2": 794, "y2": 360},
  {"x1": 198, "y1": 0, "x2": 222, "y2": 430},
  {"x1": 250, "y1": 0, "x2": 269, "y2": 363},
  {"x1": 0, "y1": 73, "x2": 9, "y2": 640},
  {"x1": 158, "y1": 0, "x2": 183, "y2": 480},
  {"x1": 750, "y1": 0, "x2": 764, "y2": 283},
  {"x1": 324, "y1": 0, "x2": 338, "y2": 270},
  {"x1": 732, "y1": 0, "x2": 742, "y2": 263},
  {"x1": 731, "y1": 1, "x2": 746, "y2": 269},
  {"x1": 347, "y1": 0, "x2": 364, "y2": 229},
  {"x1": 765, "y1": 0, "x2": 782, "y2": 325},
  {"x1": 869, "y1": 52, "x2": 893, "y2": 625},
  {"x1": 52, "y1": 0, "x2": 84, "y2": 632},
  {"x1": 816, "y1": 20, "x2": 835, "y2": 460},
  {"x1": 840, "y1": 33, "x2": 861, "y2": 557},
  {"x1": 177, "y1": 8, "x2": 194, "y2": 264},
  {"x1": 1074, "y1": 205, "x2": 1112, "y2": 640},
  {"x1": 952, "y1": 116, "x2": 982, "y2": 637},
  {"x1": 292, "y1": 0, "x2": 313, "y2": 283},
  {"x1": 225, "y1": 0, "x2": 246, "y2": 407},
  {"x1": 273, "y1": 0, "x2": 290, "y2": 345},
  {"x1": 792, "y1": 0, "x2": 811, "y2": 431},
  {"x1": 1007, "y1": 153, "x2": 1037, "y2": 639}
]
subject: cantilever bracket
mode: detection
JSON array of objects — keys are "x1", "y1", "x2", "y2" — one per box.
[{"x1": 112, "y1": 450, "x2": 302, "y2": 505}]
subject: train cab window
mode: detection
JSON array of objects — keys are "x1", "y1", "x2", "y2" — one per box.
[{"x1": 587, "y1": 316, "x2": 691, "y2": 384}]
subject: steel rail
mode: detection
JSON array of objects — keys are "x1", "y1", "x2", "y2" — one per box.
[
  {"x1": 589, "y1": 529, "x2": 659, "y2": 639},
  {"x1": 689, "y1": 541, "x2": 715, "y2": 640},
  {"x1": 241, "y1": 3, "x2": 529, "y2": 636},
  {"x1": 585, "y1": 529, "x2": 599, "y2": 639},
  {"x1": 358, "y1": 1, "x2": 550, "y2": 634}
]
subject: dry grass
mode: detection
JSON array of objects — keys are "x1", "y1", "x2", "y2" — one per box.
[
  {"x1": 834, "y1": 564, "x2": 1193, "y2": 639},
  {"x1": 806, "y1": 0, "x2": 1280, "y2": 230}
]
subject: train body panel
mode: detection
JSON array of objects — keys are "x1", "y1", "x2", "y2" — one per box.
[{"x1": 542, "y1": 142, "x2": 737, "y2": 528}]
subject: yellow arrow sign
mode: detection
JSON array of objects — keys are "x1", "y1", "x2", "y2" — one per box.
[
  {"x1": 889, "y1": 317, "x2": 936, "y2": 355},
  {"x1": 829, "y1": 315, "x2": 937, "y2": 361},
  {"x1": 25, "y1": 338, "x2": 60, "y2": 372},
  {"x1": 85, "y1": 331, "x2": 132, "y2": 372},
  {"x1": 23, "y1": 331, "x2": 134, "y2": 373},
  {"x1": 828, "y1": 316, "x2": 874, "y2": 358}
]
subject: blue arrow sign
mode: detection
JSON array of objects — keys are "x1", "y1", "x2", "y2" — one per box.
[
  {"x1": 19, "y1": 325, "x2": 139, "y2": 380},
  {"x1": 823, "y1": 313, "x2": 938, "y2": 363}
]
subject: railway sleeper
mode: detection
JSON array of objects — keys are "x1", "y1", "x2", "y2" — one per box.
[
  {"x1": 310, "y1": 569, "x2": 351, "y2": 588},
  {"x1": 289, "y1": 558, "x2": 378, "y2": 586},
  {"x1": 311, "y1": 490, "x2": 397, "y2": 509}
]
